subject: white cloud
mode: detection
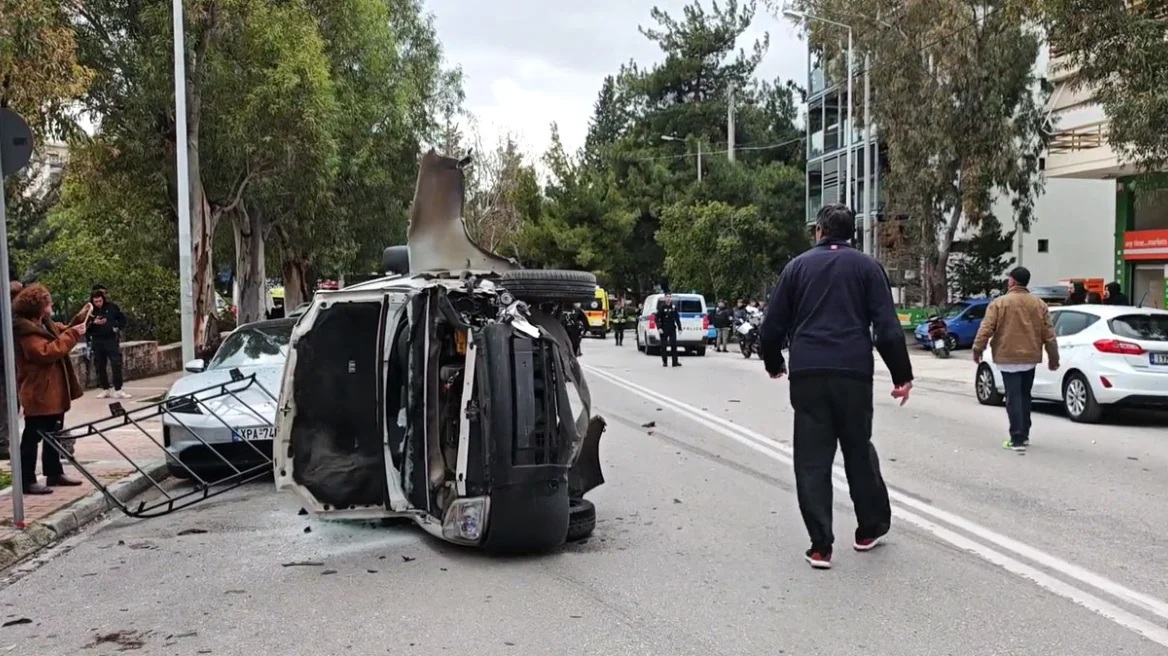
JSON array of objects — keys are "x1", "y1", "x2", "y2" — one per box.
[{"x1": 428, "y1": 0, "x2": 807, "y2": 162}]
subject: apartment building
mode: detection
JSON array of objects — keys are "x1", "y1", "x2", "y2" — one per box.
[
  {"x1": 1045, "y1": 5, "x2": 1168, "y2": 308},
  {"x1": 805, "y1": 44, "x2": 1114, "y2": 301}
]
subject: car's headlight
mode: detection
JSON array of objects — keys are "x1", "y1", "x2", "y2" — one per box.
[
  {"x1": 441, "y1": 497, "x2": 488, "y2": 544},
  {"x1": 165, "y1": 396, "x2": 202, "y2": 414}
]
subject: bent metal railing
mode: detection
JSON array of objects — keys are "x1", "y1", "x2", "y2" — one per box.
[{"x1": 40, "y1": 370, "x2": 278, "y2": 518}]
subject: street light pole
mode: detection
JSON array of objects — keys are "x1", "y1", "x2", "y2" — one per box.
[
  {"x1": 845, "y1": 29, "x2": 854, "y2": 216},
  {"x1": 863, "y1": 53, "x2": 873, "y2": 256},
  {"x1": 173, "y1": 0, "x2": 195, "y2": 365},
  {"x1": 661, "y1": 134, "x2": 702, "y2": 182},
  {"x1": 783, "y1": 9, "x2": 855, "y2": 222}
]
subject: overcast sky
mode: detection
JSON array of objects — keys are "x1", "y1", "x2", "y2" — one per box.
[{"x1": 424, "y1": 0, "x2": 807, "y2": 160}]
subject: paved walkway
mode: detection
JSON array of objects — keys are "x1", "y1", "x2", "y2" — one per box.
[{"x1": 0, "y1": 371, "x2": 183, "y2": 535}]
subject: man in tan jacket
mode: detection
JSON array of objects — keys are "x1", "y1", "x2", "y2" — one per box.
[{"x1": 973, "y1": 267, "x2": 1059, "y2": 452}]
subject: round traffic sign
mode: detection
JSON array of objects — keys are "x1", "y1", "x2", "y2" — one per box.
[{"x1": 0, "y1": 108, "x2": 35, "y2": 178}]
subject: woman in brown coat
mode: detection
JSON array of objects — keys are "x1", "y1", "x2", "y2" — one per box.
[{"x1": 11, "y1": 284, "x2": 89, "y2": 494}]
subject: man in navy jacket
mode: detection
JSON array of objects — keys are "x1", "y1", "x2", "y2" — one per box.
[{"x1": 759, "y1": 203, "x2": 914, "y2": 570}]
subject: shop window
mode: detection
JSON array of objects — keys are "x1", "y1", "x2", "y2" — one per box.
[{"x1": 1037, "y1": 239, "x2": 1049, "y2": 253}]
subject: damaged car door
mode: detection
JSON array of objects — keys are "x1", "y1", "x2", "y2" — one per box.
[{"x1": 274, "y1": 287, "x2": 415, "y2": 518}]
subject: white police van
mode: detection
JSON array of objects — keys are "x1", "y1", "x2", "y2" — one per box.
[{"x1": 635, "y1": 293, "x2": 709, "y2": 357}]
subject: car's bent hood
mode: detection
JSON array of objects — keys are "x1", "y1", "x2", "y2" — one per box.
[
  {"x1": 166, "y1": 364, "x2": 284, "y2": 423},
  {"x1": 406, "y1": 150, "x2": 517, "y2": 275}
]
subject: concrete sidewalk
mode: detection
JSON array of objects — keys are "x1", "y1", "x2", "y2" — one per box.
[
  {"x1": 0, "y1": 371, "x2": 184, "y2": 568},
  {"x1": 875, "y1": 346, "x2": 978, "y2": 392}
]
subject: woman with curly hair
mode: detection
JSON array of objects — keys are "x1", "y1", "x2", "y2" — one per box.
[{"x1": 11, "y1": 284, "x2": 89, "y2": 494}]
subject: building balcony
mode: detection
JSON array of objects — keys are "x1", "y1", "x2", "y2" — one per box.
[{"x1": 1045, "y1": 121, "x2": 1135, "y2": 179}]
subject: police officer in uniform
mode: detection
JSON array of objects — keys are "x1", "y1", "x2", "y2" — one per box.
[{"x1": 654, "y1": 294, "x2": 684, "y2": 367}]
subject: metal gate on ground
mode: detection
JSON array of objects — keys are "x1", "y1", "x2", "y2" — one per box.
[{"x1": 41, "y1": 370, "x2": 277, "y2": 518}]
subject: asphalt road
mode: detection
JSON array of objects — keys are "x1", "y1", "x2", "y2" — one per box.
[{"x1": 2, "y1": 339, "x2": 1167, "y2": 655}]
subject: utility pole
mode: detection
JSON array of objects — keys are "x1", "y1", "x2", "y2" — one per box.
[
  {"x1": 863, "y1": 53, "x2": 873, "y2": 256},
  {"x1": 845, "y1": 30, "x2": 854, "y2": 214},
  {"x1": 727, "y1": 82, "x2": 736, "y2": 163},
  {"x1": 173, "y1": 0, "x2": 196, "y2": 365}
]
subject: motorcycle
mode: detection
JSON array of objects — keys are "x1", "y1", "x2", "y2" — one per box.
[
  {"x1": 735, "y1": 313, "x2": 763, "y2": 359},
  {"x1": 925, "y1": 315, "x2": 951, "y2": 359}
]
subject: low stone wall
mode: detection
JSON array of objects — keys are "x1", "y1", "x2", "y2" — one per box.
[{"x1": 70, "y1": 340, "x2": 184, "y2": 390}]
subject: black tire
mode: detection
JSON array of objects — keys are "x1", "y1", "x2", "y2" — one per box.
[
  {"x1": 975, "y1": 363, "x2": 1004, "y2": 406},
  {"x1": 741, "y1": 342, "x2": 753, "y2": 358},
  {"x1": 946, "y1": 334, "x2": 959, "y2": 352},
  {"x1": 695, "y1": 345, "x2": 707, "y2": 356},
  {"x1": 382, "y1": 245, "x2": 409, "y2": 275},
  {"x1": 1063, "y1": 372, "x2": 1103, "y2": 423},
  {"x1": 935, "y1": 346, "x2": 951, "y2": 359},
  {"x1": 499, "y1": 269, "x2": 597, "y2": 303},
  {"x1": 566, "y1": 498, "x2": 597, "y2": 542}
]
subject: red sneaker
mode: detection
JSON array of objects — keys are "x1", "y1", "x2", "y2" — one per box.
[
  {"x1": 804, "y1": 549, "x2": 832, "y2": 569},
  {"x1": 854, "y1": 531, "x2": 887, "y2": 552}
]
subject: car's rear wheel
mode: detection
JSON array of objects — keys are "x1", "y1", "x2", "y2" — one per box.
[
  {"x1": 975, "y1": 364, "x2": 1004, "y2": 406},
  {"x1": 566, "y1": 498, "x2": 596, "y2": 542},
  {"x1": 946, "y1": 334, "x2": 959, "y2": 352},
  {"x1": 1063, "y1": 372, "x2": 1103, "y2": 423},
  {"x1": 695, "y1": 345, "x2": 707, "y2": 356},
  {"x1": 499, "y1": 269, "x2": 597, "y2": 304}
]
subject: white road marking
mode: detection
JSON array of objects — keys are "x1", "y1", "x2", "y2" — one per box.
[{"x1": 584, "y1": 365, "x2": 1168, "y2": 647}]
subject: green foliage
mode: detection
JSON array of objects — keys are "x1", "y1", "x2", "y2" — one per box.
[
  {"x1": 658, "y1": 200, "x2": 780, "y2": 300},
  {"x1": 787, "y1": 0, "x2": 1047, "y2": 302},
  {"x1": 949, "y1": 214, "x2": 1016, "y2": 299},
  {"x1": 1038, "y1": 0, "x2": 1168, "y2": 170},
  {"x1": 34, "y1": 144, "x2": 181, "y2": 342},
  {"x1": 525, "y1": 0, "x2": 807, "y2": 298}
]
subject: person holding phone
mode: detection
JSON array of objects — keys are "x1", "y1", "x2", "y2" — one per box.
[
  {"x1": 11, "y1": 284, "x2": 89, "y2": 494},
  {"x1": 87, "y1": 288, "x2": 130, "y2": 399}
]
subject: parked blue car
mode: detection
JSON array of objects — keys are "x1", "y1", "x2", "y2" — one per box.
[{"x1": 913, "y1": 298, "x2": 991, "y2": 350}]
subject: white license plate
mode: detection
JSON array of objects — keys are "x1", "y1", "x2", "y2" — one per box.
[
  {"x1": 233, "y1": 426, "x2": 275, "y2": 441},
  {"x1": 933, "y1": 339, "x2": 946, "y2": 350},
  {"x1": 1151, "y1": 352, "x2": 1168, "y2": 366}
]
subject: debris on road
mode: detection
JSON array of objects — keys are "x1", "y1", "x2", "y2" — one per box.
[
  {"x1": 176, "y1": 528, "x2": 208, "y2": 536},
  {"x1": 641, "y1": 421, "x2": 655, "y2": 428},
  {"x1": 281, "y1": 561, "x2": 324, "y2": 567},
  {"x1": 86, "y1": 629, "x2": 148, "y2": 650},
  {"x1": 1, "y1": 618, "x2": 31, "y2": 627}
]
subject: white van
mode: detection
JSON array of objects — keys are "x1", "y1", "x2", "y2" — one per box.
[{"x1": 635, "y1": 293, "x2": 709, "y2": 357}]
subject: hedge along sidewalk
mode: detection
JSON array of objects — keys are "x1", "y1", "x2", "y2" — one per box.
[{"x1": 0, "y1": 371, "x2": 183, "y2": 569}]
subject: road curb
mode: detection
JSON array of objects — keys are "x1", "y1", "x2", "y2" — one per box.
[{"x1": 0, "y1": 461, "x2": 169, "y2": 570}]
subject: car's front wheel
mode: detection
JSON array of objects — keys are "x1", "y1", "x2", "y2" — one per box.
[
  {"x1": 975, "y1": 363, "x2": 1004, "y2": 406},
  {"x1": 1063, "y1": 372, "x2": 1103, "y2": 423}
]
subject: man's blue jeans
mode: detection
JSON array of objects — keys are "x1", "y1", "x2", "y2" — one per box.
[{"x1": 1001, "y1": 369, "x2": 1036, "y2": 444}]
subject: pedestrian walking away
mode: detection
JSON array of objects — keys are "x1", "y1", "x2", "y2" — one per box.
[
  {"x1": 972, "y1": 267, "x2": 1059, "y2": 452},
  {"x1": 713, "y1": 300, "x2": 733, "y2": 352},
  {"x1": 87, "y1": 287, "x2": 130, "y2": 399},
  {"x1": 759, "y1": 203, "x2": 914, "y2": 570},
  {"x1": 655, "y1": 294, "x2": 683, "y2": 367},
  {"x1": 11, "y1": 283, "x2": 88, "y2": 494}
]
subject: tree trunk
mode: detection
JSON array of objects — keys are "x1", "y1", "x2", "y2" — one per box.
[
  {"x1": 188, "y1": 147, "x2": 219, "y2": 353},
  {"x1": 232, "y1": 203, "x2": 266, "y2": 324},
  {"x1": 282, "y1": 254, "x2": 311, "y2": 312}
]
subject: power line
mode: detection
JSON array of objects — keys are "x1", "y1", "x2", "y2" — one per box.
[{"x1": 629, "y1": 135, "x2": 807, "y2": 162}]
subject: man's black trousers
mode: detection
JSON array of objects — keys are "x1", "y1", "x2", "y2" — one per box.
[
  {"x1": 614, "y1": 327, "x2": 624, "y2": 345},
  {"x1": 789, "y1": 374, "x2": 891, "y2": 551},
  {"x1": 92, "y1": 337, "x2": 124, "y2": 390},
  {"x1": 659, "y1": 331, "x2": 679, "y2": 365}
]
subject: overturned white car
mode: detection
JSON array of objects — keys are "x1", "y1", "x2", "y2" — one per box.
[{"x1": 274, "y1": 151, "x2": 607, "y2": 553}]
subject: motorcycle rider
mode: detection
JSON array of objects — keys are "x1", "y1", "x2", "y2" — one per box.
[
  {"x1": 654, "y1": 294, "x2": 684, "y2": 367},
  {"x1": 713, "y1": 300, "x2": 734, "y2": 352}
]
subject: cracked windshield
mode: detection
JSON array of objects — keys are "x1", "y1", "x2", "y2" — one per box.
[{"x1": 3, "y1": 0, "x2": 1168, "y2": 653}]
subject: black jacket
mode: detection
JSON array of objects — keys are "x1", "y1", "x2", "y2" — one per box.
[
  {"x1": 87, "y1": 300, "x2": 126, "y2": 341},
  {"x1": 654, "y1": 305, "x2": 683, "y2": 334},
  {"x1": 759, "y1": 238, "x2": 913, "y2": 385},
  {"x1": 713, "y1": 307, "x2": 733, "y2": 329}
]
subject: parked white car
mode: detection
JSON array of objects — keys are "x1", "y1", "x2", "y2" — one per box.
[
  {"x1": 975, "y1": 304, "x2": 1168, "y2": 422},
  {"x1": 162, "y1": 318, "x2": 294, "y2": 478}
]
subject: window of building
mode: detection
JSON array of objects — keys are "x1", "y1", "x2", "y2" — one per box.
[{"x1": 1037, "y1": 239, "x2": 1049, "y2": 253}]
